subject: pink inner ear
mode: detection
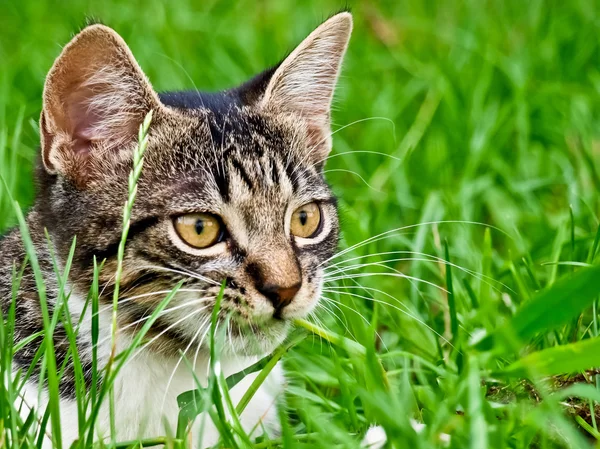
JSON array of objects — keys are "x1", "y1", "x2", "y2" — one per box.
[
  {"x1": 71, "y1": 136, "x2": 93, "y2": 156},
  {"x1": 71, "y1": 113, "x2": 101, "y2": 156},
  {"x1": 40, "y1": 24, "x2": 160, "y2": 180},
  {"x1": 65, "y1": 87, "x2": 104, "y2": 156}
]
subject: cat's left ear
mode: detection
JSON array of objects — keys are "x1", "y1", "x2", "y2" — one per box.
[
  {"x1": 40, "y1": 24, "x2": 163, "y2": 186},
  {"x1": 260, "y1": 12, "x2": 353, "y2": 163}
]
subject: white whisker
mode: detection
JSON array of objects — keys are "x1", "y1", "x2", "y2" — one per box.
[
  {"x1": 318, "y1": 296, "x2": 388, "y2": 353},
  {"x1": 290, "y1": 116, "x2": 396, "y2": 176},
  {"x1": 325, "y1": 272, "x2": 448, "y2": 293},
  {"x1": 96, "y1": 296, "x2": 213, "y2": 346},
  {"x1": 322, "y1": 168, "x2": 382, "y2": 192},
  {"x1": 323, "y1": 287, "x2": 456, "y2": 350},
  {"x1": 94, "y1": 288, "x2": 209, "y2": 318},
  {"x1": 160, "y1": 314, "x2": 212, "y2": 416},
  {"x1": 118, "y1": 302, "x2": 214, "y2": 368},
  {"x1": 136, "y1": 265, "x2": 220, "y2": 286},
  {"x1": 320, "y1": 220, "x2": 511, "y2": 267},
  {"x1": 319, "y1": 150, "x2": 401, "y2": 165},
  {"x1": 315, "y1": 300, "x2": 352, "y2": 338},
  {"x1": 324, "y1": 250, "x2": 513, "y2": 294}
]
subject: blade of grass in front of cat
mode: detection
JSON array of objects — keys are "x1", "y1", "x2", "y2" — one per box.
[
  {"x1": 44, "y1": 233, "x2": 90, "y2": 440},
  {"x1": 85, "y1": 281, "x2": 181, "y2": 447},
  {"x1": 1, "y1": 265, "x2": 24, "y2": 447},
  {"x1": 235, "y1": 329, "x2": 306, "y2": 416},
  {"x1": 107, "y1": 109, "x2": 153, "y2": 443},
  {"x1": 175, "y1": 281, "x2": 240, "y2": 447},
  {"x1": 90, "y1": 257, "x2": 101, "y2": 414},
  {"x1": 207, "y1": 281, "x2": 242, "y2": 449},
  {"x1": 12, "y1": 203, "x2": 62, "y2": 448}
]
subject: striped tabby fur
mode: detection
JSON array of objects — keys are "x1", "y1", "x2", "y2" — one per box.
[{"x1": 0, "y1": 12, "x2": 352, "y2": 447}]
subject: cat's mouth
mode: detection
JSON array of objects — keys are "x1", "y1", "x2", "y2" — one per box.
[{"x1": 218, "y1": 281, "x2": 319, "y2": 322}]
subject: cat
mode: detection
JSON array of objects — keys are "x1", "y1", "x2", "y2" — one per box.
[{"x1": 0, "y1": 11, "x2": 352, "y2": 448}]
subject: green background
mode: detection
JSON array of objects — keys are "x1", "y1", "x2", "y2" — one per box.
[{"x1": 1, "y1": 1, "x2": 600, "y2": 447}]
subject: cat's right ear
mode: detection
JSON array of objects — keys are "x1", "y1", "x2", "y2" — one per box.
[
  {"x1": 40, "y1": 25, "x2": 162, "y2": 185},
  {"x1": 258, "y1": 13, "x2": 353, "y2": 164}
]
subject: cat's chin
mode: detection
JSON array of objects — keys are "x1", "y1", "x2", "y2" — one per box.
[{"x1": 226, "y1": 318, "x2": 291, "y2": 356}]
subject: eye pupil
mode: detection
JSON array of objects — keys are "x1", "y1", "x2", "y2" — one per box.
[
  {"x1": 195, "y1": 219, "x2": 204, "y2": 235},
  {"x1": 299, "y1": 211, "x2": 308, "y2": 226}
]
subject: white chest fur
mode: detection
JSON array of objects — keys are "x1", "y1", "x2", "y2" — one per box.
[
  {"x1": 18, "y1": 294, "x2": 284, "y2": 448},
  {"x1": 20, "y1": 347, "x2": 284, "y2": 448},
  {"x1": 99, "y1": 348, "x2": 284, "y2": 445}
]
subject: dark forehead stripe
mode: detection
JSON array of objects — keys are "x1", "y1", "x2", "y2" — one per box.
[
  {"x1": 270, "y1": 158, "x2": 280, "y2": 184},
  {"x1": 212, "y1": 162, "x2": 230, "y2": 202},
  {"x1": 160, "y1": 86, "x2": 321, "y2": 201},
  {"x1": 285, "y1": 162, "x2": 302, "y2": 193},
  {"x1": 231, "y1": 158, "x2": 255, "y2": 191}
]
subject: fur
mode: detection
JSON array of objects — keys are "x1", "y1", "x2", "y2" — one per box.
[{"x1": 0, "y1": 12, "x2": 352, "y2": 447}]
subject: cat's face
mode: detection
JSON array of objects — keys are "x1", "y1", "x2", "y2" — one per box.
[{"x1": 37, "y1": 14, "x2": 351, "y2": 355}]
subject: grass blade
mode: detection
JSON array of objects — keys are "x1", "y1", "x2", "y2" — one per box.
[
  {"x1": 501, "y1": 336, "x2": 600, "y2": 378},
  {"x1": 444, "y1": 240, "x2": 458, "y2": 343},
  {"x1": 476, "y1": 265, "x2": 600, "y2": 351}
]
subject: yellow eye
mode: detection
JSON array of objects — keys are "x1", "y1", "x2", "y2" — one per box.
[
  {"x1": 174, "y1": 213, "x2": 224, "y2": 249},
  {"x1": 291, "y1": 202, "x2": 321, "y2": 238}
]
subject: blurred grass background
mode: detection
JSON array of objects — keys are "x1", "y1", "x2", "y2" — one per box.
[{"x1": 1, "y1": 0, "x2": 600, "y2": 448}]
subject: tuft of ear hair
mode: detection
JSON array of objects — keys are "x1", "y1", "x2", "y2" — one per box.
[
  {"x1": 260, "y1": 12, "x2": 353, "y2": 164},
  {"x1": 40, "y1": 24, "x2": 162, "y2": 185}
]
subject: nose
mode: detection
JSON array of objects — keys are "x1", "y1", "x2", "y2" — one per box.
[{"x1": 258, "y1": 282, "x2": 302, "y2": 315}]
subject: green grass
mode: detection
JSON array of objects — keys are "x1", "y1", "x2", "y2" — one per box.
[{"x1": 1, "y1": 0, "x2": 600, "y2": 448}]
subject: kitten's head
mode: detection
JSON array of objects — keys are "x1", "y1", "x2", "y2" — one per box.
[{"x1": 37, "y1": 13, "x2": 352, "y2": 355}]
